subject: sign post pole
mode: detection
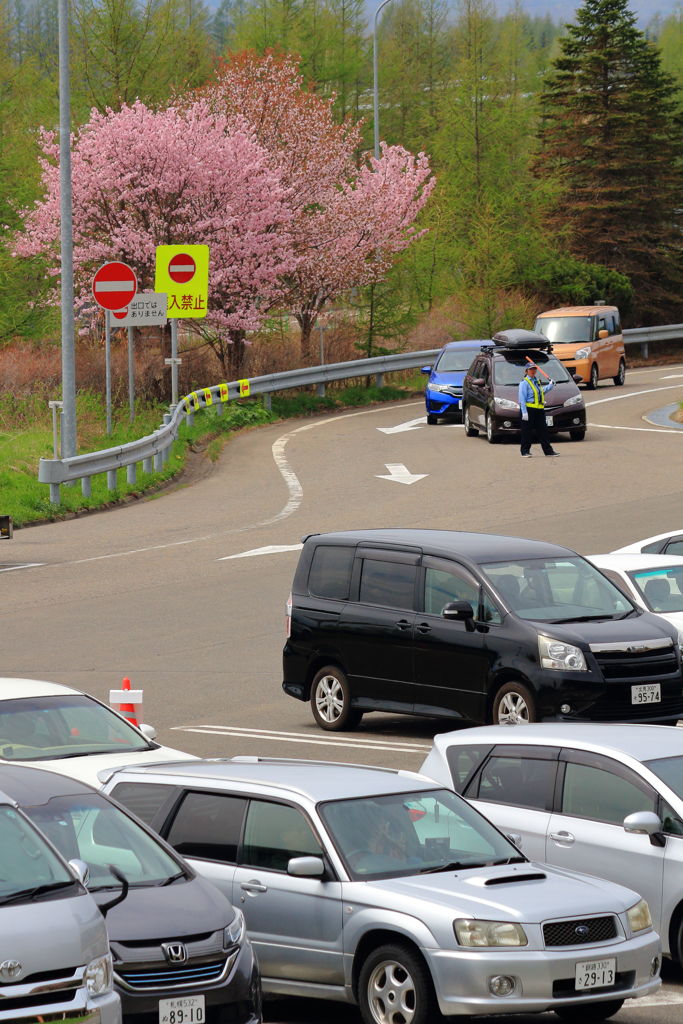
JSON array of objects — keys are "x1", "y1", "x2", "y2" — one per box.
[
  {"x1": 105, "y1": 310, "x2": 112, "y2": 434},
  {"x1": 58, "y1": 0, "x2": 77, "y2": 463},
  {"x1": 127, "y1": 326, "x2": 135, "y2": 422},
  {"x1": 170, "y1": 319, "x2": 179, "y2": 409}
]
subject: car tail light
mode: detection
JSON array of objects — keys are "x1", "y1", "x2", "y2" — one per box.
[{"x1": 285, "y1": 592, "x2": 292, "y2": 638}]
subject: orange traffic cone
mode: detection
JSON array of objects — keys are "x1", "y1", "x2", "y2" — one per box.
[{"x1": 119, "y1": 677, "x2": 139, "y2": 728}]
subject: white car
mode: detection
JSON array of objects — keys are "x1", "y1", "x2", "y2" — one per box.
[
  {"x1": 587, "y1": 554, "x2": 683, "y2": 631},
  {"x1": 0, "y1": 677, "x2": 197, "y2": 785},
  {"x1": 612, "y1": 530, "x2": 683, "y2": 556}
]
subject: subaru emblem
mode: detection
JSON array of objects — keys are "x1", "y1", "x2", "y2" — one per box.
[
  {"x1": 0, "y1": 960, "x2": 22, "y2": 981},
  {"x1": 575, "y1": 925, "x2": 589, "y2": 938},
  {"x1": 162, "y1": 942, "x2": 188, "y2": 964}
]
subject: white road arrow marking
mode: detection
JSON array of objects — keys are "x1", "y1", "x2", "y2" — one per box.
[
  {"x1": 376, "y1": 463, "x2": 428, "y2": 485},
  {"x1": 219, "y1": 544, "x2": 303, "y2": 561},
  {"x1": 377, "y1": 417, "x2": 425, "y2": 434},
  {"x1": 661, "y1": 374, "x2": 683, "y2": 379}
]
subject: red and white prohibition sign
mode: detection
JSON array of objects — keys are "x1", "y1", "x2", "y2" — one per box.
[
  {"x1": 168, "y1": 253, "x2": 196, "y2": 284},
  {"x1": 92, "y1": 261, "x2": 138, "y2": 311}
]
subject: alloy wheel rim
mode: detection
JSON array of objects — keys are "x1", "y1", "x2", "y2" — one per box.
[
  {"x1": 498, "y1": 692, "x2": 529, "y2": 724},
  {"x1": 315, "y1": 676, "x2": 343, "y2": 723},
  {"x1": 591, "y1": 366, "x2": 598, "y2": 387},
  {"x1": 367, "y1": 960, "x2": 416, "y2": 1024},
  {"x1": 487, "y1": 415, "x2": 493, "y2": 441}
]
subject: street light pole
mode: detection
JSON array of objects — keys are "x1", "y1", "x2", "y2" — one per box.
[
  {"x1": 373, "y1": 0, "x2": 396, "y2": 159},
  {"x1": 58, "y1": 0, "x2": 77, "y2": 459}
]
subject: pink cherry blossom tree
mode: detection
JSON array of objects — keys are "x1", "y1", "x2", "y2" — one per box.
[
  {"x1": 15, "y1": 99, "x2": 296, "y2": 378},
  {"x1": 196, "y1": 52, "x2": 435, "y2": 361}
]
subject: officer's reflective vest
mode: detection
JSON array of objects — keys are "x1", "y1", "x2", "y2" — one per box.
[{"x1": 525, "y1": 377, "x2": 545, "y2": 409}]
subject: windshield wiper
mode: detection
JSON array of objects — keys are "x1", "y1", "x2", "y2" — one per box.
[
  {"x1": 159, "y1": 871, "x2": 186, "y2": 886},
  {"x1": 55, "y1": 746, "x2": 149, "y2": 760},
  {"x1": 419, "y1": 860, "x2": 473, "y2": 874},
  {"x1": 488, "y1": 856, "x2": 527, "y2": 866},
  {"x1": 1, "y1": 880, "x2": 76, "y2": 904},
  {"x1": 546, "y1": 614, "x2": 612, "y2": 623}
]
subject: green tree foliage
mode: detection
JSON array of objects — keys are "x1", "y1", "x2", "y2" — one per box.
[
  {"x1": 70, "y1": 0, "x2": 214, "y2": 112},
  {"x1": 658, "y1": 6, "x2": 683, "y2": 99},
  {"x1": 535, "y1": 0, "x2": 683, "y2": 323}
]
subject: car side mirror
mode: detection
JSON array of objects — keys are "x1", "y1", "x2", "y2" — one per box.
[
  {"x1": 572, "y1": 374, "x2": 583, "y2": 384},
  {"x1": 598, "y1": 329, "x2": 608, "y2": 339},
  {"x1": 139, "y1": 723, "x2": 157, "y2": 740},
  {"x1": 421, "y1": 365, "x2": 432, "y2": 374},
  {"x1": 506, "y1": 832, "x2": 523, "y2": 849},
  {"x1": 68, "y1": 858, "x2": 90, "y2": 887},
  {"x1": 623, "y1": 811, "x2": 666, "y2": 847},
  {"x1": 442, "y1": 600, "x2": 476, "y2": 632},
  {"x1": 288, "y1": 855, "x2": 325, "y2": 878},
  {"x1": 471, "y1": 378, "x2": 485, "y2": 387}
]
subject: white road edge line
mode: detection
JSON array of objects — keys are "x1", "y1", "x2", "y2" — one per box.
[
  {"x1": 173, "y1": 727, "x2": 430, "y2": 753},
  {"x1": 172, "y1": 723, "x2": 431, "y2": 746},
  {"x1": 0, "y1": 563, "x2": 46, "y2": 572}
]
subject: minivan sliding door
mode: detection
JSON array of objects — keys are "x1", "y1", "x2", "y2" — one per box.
[{"x1": 338, "y1": 548, "x2": 419, "y2": 711}]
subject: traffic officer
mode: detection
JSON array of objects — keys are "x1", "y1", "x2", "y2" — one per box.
[{"x1": 518, "y1": 362, "x2": 559, "y2": 457}]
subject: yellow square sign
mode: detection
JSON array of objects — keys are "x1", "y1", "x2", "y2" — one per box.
[{"x1": 155, "y1": 244, "x2": 209, "y2": 319}]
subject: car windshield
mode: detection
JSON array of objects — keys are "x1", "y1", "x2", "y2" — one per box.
[
  {"x1": 535, "y1": 317, "x2": 592, "y2": 344},
  {"x1": 493, "y1": 353, "x2": 572, "y2": 386},
  {"x1": 481, "y1": 557, "x2": 634, "y2": 622},
  {"x1": 643, "y1": 756, "x2": 683, "y2": 800},
  {"x1": 628, "y1": 567, "x2": 683, "y2": 614},
  {"x1": 0, "y1": 805, "x2": 77, "y2": 904},
  {"x1": 25, "y1": 793, "x2": 184, "y2": 889},
  {"x1": 435, "y1": 349, "x2": 480, "y2": 372},
  {"x1": 0, "y1": 695, "x2": 152, "y2": 762},
  {"x1": 319, "y1": 788, "x2": 522, "y2": 880}
]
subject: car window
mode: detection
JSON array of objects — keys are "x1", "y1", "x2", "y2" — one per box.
[
  {"x1": 166, "y1": 791, "x2": 247, "y2": 863},
  {"x1": 561, "y1": 763, "x2": 656, "y2": 825},
  {"x1": 435, "y1": 349, "x2": 479, "y2": 372},
  {"x1": 535, "y1": 317, "x2": 592, "y2": 344},
  {"x1": 476, "y1": 755, "x2": 556, "y2": 811},
  {"x1": 308, "y1": 545, "x2": 354, "y2": 600},
  {"x1": 664, "y1": 540, "x2": 683, "y2": 555},
  {"x1": 445, "y1": 745, "x2": 493, "y2": 793},
  {"x1": 241, "y1": 801, "x2": 323, "y2": 872},
  {"x1": 660, "y1": 800, "x2": 683, "y2": 837},
  {"x1": 0, "y1": 806, "x2": 75, "y2": 902},
  {"x1": 643, "y1": 755, "x2": 683, "y2": 801},
  {"x1": 109, "y1": 781, "x2": 179, "y2": 829},
  {"x1": 493, "y1": 354, "x2": 571, "y2": 386},
  {"x1": 359, "y1": 558, "x2": 417, "y2": 610},
  {"x1": 423, "y1": 566, "x2": 479, "y2": 616},
  {"x1": 628, "y1": 568, "x2": 683, "y2": 614}
]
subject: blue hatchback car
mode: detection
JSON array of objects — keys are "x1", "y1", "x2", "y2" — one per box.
[{"x1": 422, "y1": 340, "x2": 492, "y2": 424}]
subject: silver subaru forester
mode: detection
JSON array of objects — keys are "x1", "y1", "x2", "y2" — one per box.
[{"x1": 102, "y1": 757, "x2": 661, "y2": 1024}]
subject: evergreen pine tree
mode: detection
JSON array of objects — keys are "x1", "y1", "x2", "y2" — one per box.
[{"x1": 535, "y1": 0, "x2": 683, "y2": 323}]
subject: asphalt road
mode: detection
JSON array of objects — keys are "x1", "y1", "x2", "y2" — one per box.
[{"x1": 4, "y1": 361, "x2": 683, "y2": 1022}]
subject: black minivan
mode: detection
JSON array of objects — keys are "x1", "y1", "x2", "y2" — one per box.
[{"x1": 283, "y1": 529, "x2": 683, "y2": 730}]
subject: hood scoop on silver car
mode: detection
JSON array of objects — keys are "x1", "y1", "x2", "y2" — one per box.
[{"x1": 484, "y1": 872, "x2": 547, "y2": 886}]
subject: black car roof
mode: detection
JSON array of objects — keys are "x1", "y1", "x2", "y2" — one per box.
[
  {"x1": 303, "y1": 529, "x2": 576, "y2": 564},
  {"x1": 0, "y1": 764, "x2": 96, "y2": 805}
]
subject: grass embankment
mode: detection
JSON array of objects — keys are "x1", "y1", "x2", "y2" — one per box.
[{"x1": 1, "y1": 381, "x2": 420, "y2": 526}]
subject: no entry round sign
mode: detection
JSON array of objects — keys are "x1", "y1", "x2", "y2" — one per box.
[
  {"x1": 92, "y1": 262, "x2": 138, "y2": 311},
  {"x1": 168, "y1": 253, "x2": 196, "y2": 284}
]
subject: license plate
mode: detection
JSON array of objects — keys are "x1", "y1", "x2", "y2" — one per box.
[
  {"x1": 575, "y1": 957, "x2": 616, "y2": 990},
  {"x1": 546, "y1": 415, "x2": 553, "y2": 426},
  {"x1": 159, "y1": 995, "x2": 205, "y2": 1023},
  {"x1": 632, "y1": 683, "x2": 661, "y2": 704}
]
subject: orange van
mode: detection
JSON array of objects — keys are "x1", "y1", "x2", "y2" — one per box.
[{"x1": 533, "y1": 304, "x2": 626, "y2": 388}]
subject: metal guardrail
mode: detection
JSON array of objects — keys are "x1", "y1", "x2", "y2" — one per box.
[{"x1": 38, "y1": 325, "x2": 683, "y2": 504}]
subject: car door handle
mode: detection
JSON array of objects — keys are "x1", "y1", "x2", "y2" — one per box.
[
  {"x1": 549, "y1": 831, "x2": 575, "y2": 845},
  {"x1": 395, "y1": 619, "x2": 412, "y2": 631},
  {"x1": 416, "y1": 622, "x2": 432, "y2": 634},
  {"x1": 240, "y1": 880, "x2": 268, "y2": 894}
]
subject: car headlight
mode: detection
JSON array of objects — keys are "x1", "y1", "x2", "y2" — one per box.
[
  {"x1": 538, "y1": 634, "x2": 587, "y2": 671},
  {"x1": 563, "y1": 394, "x2": 583, "y2": 407},
  {"x1": 575, "y1": 346, "x2": 591, "y2": 358},
  {"x1": 428, "y1": 383, "x2": 451, "y2": 393},
  {"x1": 454, "y1": 919, "x2": 528, "y2": 947},
  {"x1": 677, "y1": 629, "x2": 683, "y2": 655},
  {"x1": 495, "y1": 397, "x2": 520, "y2": 410},
  {"x1": 627, "y1": 898, "x2": 652, "y2": 932},
  {"x1": 224, "y1": 908, "x2": 245, "y2": 947},
  {"x1": 85, "y1": 953, "x2": 113, "y2": 996}
]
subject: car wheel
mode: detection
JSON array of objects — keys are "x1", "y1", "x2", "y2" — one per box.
[
  {"x1": 310, "y1": 666, "x2": 362, "y2": 731},
  {"x1": 359, "y1": 943, "x2": 437, "y2": 1024},
  {"x1": 426, "y1": 414, "x2": 438, "y2": 425},
  {"x1": 587, "y1": 363, "x2": 599, "y2": 390},
  {"x1": 463, "y1": 406, "x2": 478, "y2": 437},
  {"x1": 492, "y1": 682, "x2": 538, "y2": 725},
  {"x1": 613, "y1": 359, "x2": 626, "y2": 386},
  {"x1": 485, "y1": 411, "x2": 500, "y2": 444},
  {"x1": 569, "y1": 428, "x2": 586, "y2": 441},
  {"x1": 554, "y1": 999, "x2": 624, "y2": 1022}
]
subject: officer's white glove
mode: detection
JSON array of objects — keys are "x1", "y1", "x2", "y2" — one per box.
[{"x1": 521, "y1": 413, "x2": 528, "y2": 421}]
